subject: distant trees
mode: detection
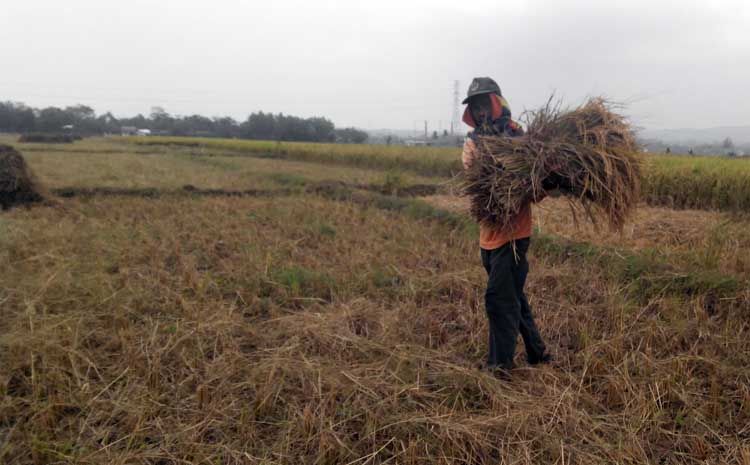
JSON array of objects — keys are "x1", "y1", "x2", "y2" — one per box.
[
  {"x1": 0, "y1": 101, "x2": 117, "y2": 135},
  {"x1": 212, "y1": 116, "x2": 240, "y2": 138},
  {"x1": 334, "y1": 127, "x2": 368, "y2": 144},
  {"x1": 173, "y1": 115, "x2": 215, "y2": 137},
  {"x1": 0, "y1": 102, "x2": 35, "y2": 132},
  {"x1": 0, "y1": 100, "x2": 361, "y2": 143},
  {"x1": 65, "y1": 105, "x2": 100, "y2": 134},
  {"x1": 36, "y1": 107, "x2": 71, "y2": 133},
  {"x1": 722, "y1": 138, "x2": 739, "y2": 157},
  {"x1": 238, "y1": 112, "x2": 335, "y2": 142},
  {"x1": 306, "y1": 117, "x2": 336, "y2": 142}
]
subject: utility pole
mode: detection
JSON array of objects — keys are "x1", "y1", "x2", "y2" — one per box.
[
  {"x1": 451, "y1": 80, "x2": 460, "y2": 135},
  {"x1": 424, "y1": 120, "x2": 428, "y2": 141}
]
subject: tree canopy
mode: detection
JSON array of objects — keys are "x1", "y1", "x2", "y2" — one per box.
[{"x1": 0, "y1": 101, "x2": 365, "y2": 144}]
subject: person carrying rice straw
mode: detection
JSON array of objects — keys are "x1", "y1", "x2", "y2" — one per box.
[{"x1": 461, "y1": 77, "x2": 552, "y2": 375}]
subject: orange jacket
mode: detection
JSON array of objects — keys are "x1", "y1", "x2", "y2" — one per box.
[{"x1": 462, "y1": 107, "x2": 532, "y2": 250}]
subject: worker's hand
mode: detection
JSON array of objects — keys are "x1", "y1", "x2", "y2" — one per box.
[{"x1": 461, "y1": 138, "x2": 477, "y2": 170}]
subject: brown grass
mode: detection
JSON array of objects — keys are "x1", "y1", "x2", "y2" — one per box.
[
  {"x1": 425, "y1": 193, "x2": 750, "y2": 280},
  {"x1": 2, "y1": 193, "x2": 750, "y2": 464},
  {"x1": 2, "y1": 139, "x2": 750, "y2": 464},
  {"x1": 461, "y1": 98, "x2": 641, "y2": 232}
]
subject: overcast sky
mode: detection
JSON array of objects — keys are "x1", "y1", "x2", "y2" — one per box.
[{"x1": 2, "y1": 0, "x2": 748, "y2": 131}]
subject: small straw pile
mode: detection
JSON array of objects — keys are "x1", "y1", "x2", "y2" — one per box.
[
  {"x1": 461, "y1": 98, "x2": 641, "y2": 232},
  {"x1": 0, "y1": 144, "x2": 46, "y2": 210}
]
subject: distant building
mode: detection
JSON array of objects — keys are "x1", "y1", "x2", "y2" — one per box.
[
  {"x1": 120, "y1": 127, "x2": 151, "y2": 136},
  {"x1": 404, "y1": 139, "x2": 433, "y2": 147}
]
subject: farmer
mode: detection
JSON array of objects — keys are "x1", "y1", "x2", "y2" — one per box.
[{"x1": 461, "y1": 77, "x2": 551, "y2": 374}]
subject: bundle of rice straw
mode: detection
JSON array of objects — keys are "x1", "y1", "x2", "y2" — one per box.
[
  {"x1": 0, "y1": 144, "x2": 47, "y2": 210},
  {"x1": 461, "y1": 98, "x2": 641, "y2": 232}
]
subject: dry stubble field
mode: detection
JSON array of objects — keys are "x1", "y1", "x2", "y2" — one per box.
[{"x1": 1, "y1": 136, "x2": 749, "y2": 464}]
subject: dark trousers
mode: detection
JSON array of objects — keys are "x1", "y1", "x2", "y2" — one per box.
[{"x1": 481, "y1": 238, "x2": 546, "y2": 369}]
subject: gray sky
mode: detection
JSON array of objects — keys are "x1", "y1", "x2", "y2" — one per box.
[{"x1": 2, "y1": 0, "x2": 748, "y2": 131}]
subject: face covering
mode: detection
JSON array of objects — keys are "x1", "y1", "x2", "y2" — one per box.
[
  {"x1": 465, "y1": 94, "x2": 513, "y2": 137},
  {"x1": 469, "y1": 95, "x2": 492, "y2": 124}
]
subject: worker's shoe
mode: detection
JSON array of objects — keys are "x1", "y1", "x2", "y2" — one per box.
[
  {"x1": 492, "y1": 367, "x2": 512, "y2": 381},
  {"x1": 484, "y1": 364, "x2": 513, "y2": 381},
  {"x1": 528, "y1": 352, "x2": 553, "y2": 366}
]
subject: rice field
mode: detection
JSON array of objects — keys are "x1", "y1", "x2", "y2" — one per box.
[
  {"x1": 122, "y1": 135, "x2": 750, "y2": 214},
  {"x1": 1, "y1": 135, "x2": 750, "y2": 464},
  {"x1": 127, "y1": 136, "x2": 461, "y2": 177},
  {"x1": 640, "y1": 154, "x2": 750, "y2": 211}
]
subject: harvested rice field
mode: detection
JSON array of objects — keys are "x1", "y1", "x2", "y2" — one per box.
[{"x1": 1, "y1": 136, "x2": 749, "y2": 464}]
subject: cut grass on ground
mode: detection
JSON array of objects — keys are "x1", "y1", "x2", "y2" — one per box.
[
  {"x1": 2, "y1": 194, "x2": 749, "y2": 463},
  {"x1": 427, "y1": 193, "x2": 750, "y2": 280},
  {"x1": 3, "y1": 136, "x2": 750, "y2": 464}
]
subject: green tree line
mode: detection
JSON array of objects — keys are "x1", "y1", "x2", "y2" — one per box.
[{"x1": 0, "y1": 101, "x2": 368, "y2": 143}]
